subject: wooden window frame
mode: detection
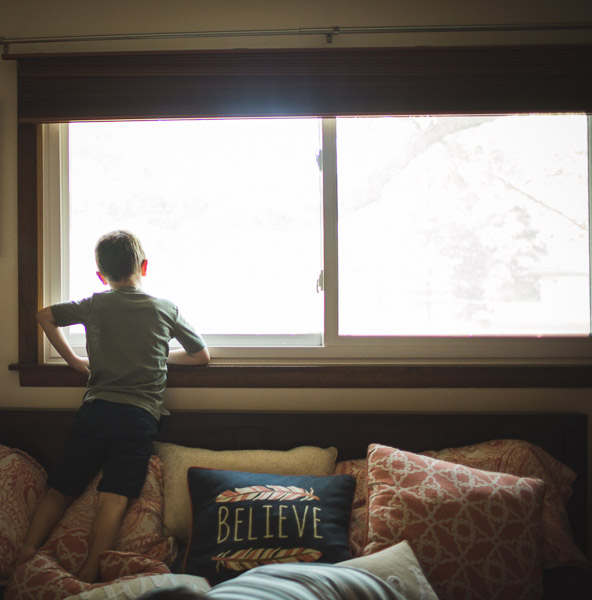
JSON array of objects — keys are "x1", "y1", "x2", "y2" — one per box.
[{"x1": 7, "y1": 45, "x2": 592, "y2": 388}]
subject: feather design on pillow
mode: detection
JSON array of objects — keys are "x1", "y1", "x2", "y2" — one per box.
[
  {"x1": 216, "y1": 486, "x2": 319, "y2": 502},
  {"x1": 213, "y1": 547, "x2": 322, "y2": 572}
]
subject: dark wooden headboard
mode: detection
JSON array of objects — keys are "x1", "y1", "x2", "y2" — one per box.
[{"x1": 0, "y1": 409, "x2": 587, "y2": 555}]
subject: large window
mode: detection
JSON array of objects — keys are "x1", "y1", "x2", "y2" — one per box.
[{"x1": 43, "y1": 113, "x2": 591, "y2": 363}]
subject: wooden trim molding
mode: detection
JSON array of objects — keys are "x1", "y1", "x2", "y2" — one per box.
[
  {"x1": 8, "y1": 362, "x2": 592, "y2": 388},
  {"x1": 8, "y1": 45, "x2": 592, "y2": 121},
  {"x1": 17, "y1": 123, "x2": 41, "y2": 364},
  {"x1": 11, "y1": 47, "x2": 592, "y2": 390}
]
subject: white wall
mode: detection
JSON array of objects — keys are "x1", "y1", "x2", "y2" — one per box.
[{"x1": 1, "y1": 0, "x2": 592, "y2": 552}]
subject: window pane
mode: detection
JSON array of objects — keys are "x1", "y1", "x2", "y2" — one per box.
[
  {"x1": 68, "y1": 119, "x2": 323, "y2": 338},
  {"x1": 337, "y1": 115, "x2": 590, "y2": 336}
]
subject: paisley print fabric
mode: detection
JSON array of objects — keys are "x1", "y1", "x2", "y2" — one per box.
[
  {"x1": 0, "y1": 446, "x2": 47, "y2": 585},
  {"x1": 5, "y1": 529, "x2": 171, "y2": 600},
  {"x1": 4, "y1": 454, "x2": 176, "y2": 600},
  {"x1": 46, "y1": 454, "x2": 176, "y2": 563}
]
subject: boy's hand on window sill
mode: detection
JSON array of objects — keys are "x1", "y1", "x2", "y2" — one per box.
[{"x1": 68, "y1": 356, "x2": 90, "y2": 376}]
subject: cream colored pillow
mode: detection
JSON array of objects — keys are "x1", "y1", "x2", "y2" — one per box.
[
  {"x1": 64, "y1": 573, "x2": 210, "y2": 599},
  {"x1": 338, "y1": 542, "x2": 439, "y2": 600},
  {"x1": 154, "y1": 443, "x2": 338, "y2": 541}
]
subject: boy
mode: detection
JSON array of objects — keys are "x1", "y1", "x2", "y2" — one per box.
[{"x1": 16, "y1": 230, "x2": 210, "y2": 582}]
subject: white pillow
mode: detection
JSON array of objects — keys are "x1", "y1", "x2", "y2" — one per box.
[
  {"x1": 65, "y1": 573, "x2": 210, "y2": 599},
  {"x1": 154, "y1": 443, "x2": 338, "y2": 541},
  {"x1": 338, "y1": 542, "x2": 439, "y2": 600}
]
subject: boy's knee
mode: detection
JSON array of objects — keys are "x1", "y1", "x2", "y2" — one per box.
[{"x1": 97, "y1": 491, "x2": 129, "y2": 512}]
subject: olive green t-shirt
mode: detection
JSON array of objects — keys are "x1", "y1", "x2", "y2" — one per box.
[{"x1": 51, "y1": 286, "x2": 206, "y2": 420}]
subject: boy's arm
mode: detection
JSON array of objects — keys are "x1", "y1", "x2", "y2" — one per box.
[
  {"x1": 167, "y1": 347, "x2": 211, "y2": 366},
  {"x1": 37, "y1": 306, "x2": 90, "y2": 375}
]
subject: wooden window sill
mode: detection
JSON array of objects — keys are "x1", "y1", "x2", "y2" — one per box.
[{"x1": 8, "y1": 363, "x2": 592, "y2": 388}]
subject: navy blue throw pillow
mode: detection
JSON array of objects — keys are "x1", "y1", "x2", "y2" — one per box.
[{"x1": 183, "y1": 468, "x2": 356, "y2": 584}]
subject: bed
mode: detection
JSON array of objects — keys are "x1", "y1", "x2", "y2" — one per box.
[{"x1": 0, "y1": 409, "x2": 590, "y2": 598}]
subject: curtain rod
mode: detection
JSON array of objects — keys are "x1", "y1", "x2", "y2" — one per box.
[{"x1": 3, "y1": 21, "x2": 592, "y2": 50}]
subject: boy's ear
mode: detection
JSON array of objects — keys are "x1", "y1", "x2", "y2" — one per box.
[
  {"x1": 141, "y1": 259, "x2": 148, "y2": 277},
  {"x1": 96, "y1": 271, "x2": 108, "y2": 285}
]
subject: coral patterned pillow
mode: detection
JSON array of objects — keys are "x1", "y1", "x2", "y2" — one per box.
[
  {"x1": 45, "y1": 454, "x2": 175, "y2": 564},
  {"x1": 365, "y1": 444, "x2": 545, "y2": 600},
  {"x1": 421, "y1": 439, "x2": 589, "y2": 569},
  {"x1": 336, "y1": 439, "x2": 588, "y2": 569},
  {"x1": 0, "y1": 446, "x2": 47, "y2": 585},
  {"x1": 334, "y1": 459, "x2": 367, "y2": 557}
]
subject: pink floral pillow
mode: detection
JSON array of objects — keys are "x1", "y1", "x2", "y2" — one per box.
[
  {"x1": 45, "y1": 454, "x2": 175, "y2": 563},
  {"x1": 364, "y1": 444, "x2": 546, "y2": 600},
  {"x1": 0, "y1": 445, "x2": 47, "y2": 585}
]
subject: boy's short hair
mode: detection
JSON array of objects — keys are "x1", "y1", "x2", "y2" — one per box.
[{"x1": 95, "y1": 230, "x2": 146, "y2": 282}]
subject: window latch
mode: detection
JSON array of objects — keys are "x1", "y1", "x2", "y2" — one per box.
[
  {"x1": 316, "y1": 270, "x2": 324, "y2": 293},
  {"x1": 316, "y1": 150, "x2": 322, "y2": 170}
]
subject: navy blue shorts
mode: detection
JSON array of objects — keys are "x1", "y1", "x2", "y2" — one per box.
[{"x1": 48, "y1": 399, "x2": 159, "y2": 499}]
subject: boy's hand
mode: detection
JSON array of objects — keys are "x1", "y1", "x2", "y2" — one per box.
[{"x1": 69, "y1": 356, "x2": 90, "y2": 376}]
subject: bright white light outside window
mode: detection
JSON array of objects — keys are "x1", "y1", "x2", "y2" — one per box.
[
  {"x1": 67, "y1": 119, "x2": 324, "y2": 344},
  {"x1": 337, "y1": 115, "x2": 591, "y2": 336},
  {"x1": 57, "y1": 114, "x2": 591, "y2": 356}
]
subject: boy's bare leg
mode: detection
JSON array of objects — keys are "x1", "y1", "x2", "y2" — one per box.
[
  {"x1": 77, "y1": 491, "x2": 129, "y2": 583},
  {"x1": 16, "y1": 487, "x2": 73, "y2": 565}
]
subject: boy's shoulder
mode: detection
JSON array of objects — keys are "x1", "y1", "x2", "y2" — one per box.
[{"x1": 95, "y1": 287, "x2": 179, "y2": 311}]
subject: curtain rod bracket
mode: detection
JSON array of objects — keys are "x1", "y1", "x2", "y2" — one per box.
[{"x1": 326, "y1": 26, "x2": 340, "y2": 44}]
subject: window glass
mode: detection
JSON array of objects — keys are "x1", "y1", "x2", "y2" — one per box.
[
  {"x1": 68, "y1": 119, "x2": 324, "y2": 340},
  {"x1": 336, "y1": 115, "x2": 590, "y2": 335},
  {"x1": 58, "y1": 114, "x2": 591, "y2": 355}
]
